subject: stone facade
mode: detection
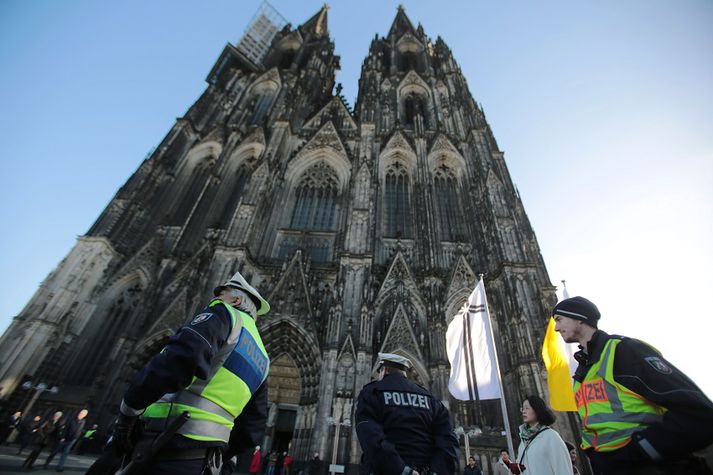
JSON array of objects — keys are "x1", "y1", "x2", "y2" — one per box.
[{"x1": 0, "y1": 6, "x2": 574, "y2": 472}]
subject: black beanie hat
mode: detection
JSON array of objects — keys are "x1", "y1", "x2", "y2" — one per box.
[{"x1": 552, "y1": 296, "x2": 601, "y2": 328}]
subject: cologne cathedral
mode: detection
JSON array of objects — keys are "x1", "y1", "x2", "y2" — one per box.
[{"x1": 0, "y1": 5, "x2": 572, "y2": 473}]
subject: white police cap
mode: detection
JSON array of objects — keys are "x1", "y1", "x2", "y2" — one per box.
[
  {"x1": 224, "y1": 271, "x2": 270, "y2": 316},
  {"x1": 377, "y1": 352, "x2": 412, "y2": 370}
]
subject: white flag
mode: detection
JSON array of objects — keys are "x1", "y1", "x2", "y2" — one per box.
[
  {"x1": 446, "y1": 278, "x2": 501, "y2": 400},
  {"x1": 562, "y1": 287, "x2": 570, "y2": 300},
  {"x1": 561, "y1": 285, "x2": 578, "y2": 377}
]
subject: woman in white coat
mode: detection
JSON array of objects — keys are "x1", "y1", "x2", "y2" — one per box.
[{"x1": 516, "y1": 395, "x2": 573, "y2": 475}]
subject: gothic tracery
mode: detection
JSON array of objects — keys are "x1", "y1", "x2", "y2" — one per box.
[{"x1": 0, "y1": 6, "x2": 569, "y2": 471}]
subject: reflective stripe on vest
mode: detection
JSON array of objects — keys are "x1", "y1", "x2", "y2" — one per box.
[
  {"x1": 142, "y1": 300, "x2": 269, "y2": 443},
  {"x1": 573, "y1": 338, "x2": 664, "y2": 452}
]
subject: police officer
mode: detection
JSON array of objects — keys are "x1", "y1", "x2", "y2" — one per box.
[
  {"x1": 553, "y1": 296, "x2": 713, "y2": 474},
  {"x1": 113, "y1": 271, "x2": 271, "y2": 474},
  {"x1": 355, "y1": 353, "x2": 459, "y2": 475}
]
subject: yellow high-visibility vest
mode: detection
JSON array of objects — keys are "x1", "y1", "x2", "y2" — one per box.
[
  {"x1": 574, "y1": 338, "x2": 665, "y2": 452},
  {"x1": 143, "y1": 299, "x2": 269, "y2": 442}
]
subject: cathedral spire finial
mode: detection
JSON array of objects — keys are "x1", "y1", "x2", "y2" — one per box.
[
  {"x1": 388, "y1": 5, "x2": 416, "y2": 39},
  {"x1": 301, "y1": 4, "x2": 329, "y2": 37}
]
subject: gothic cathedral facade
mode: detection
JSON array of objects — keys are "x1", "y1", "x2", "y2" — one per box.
[{"x1": 0, "y1": 6, "x2": 565, "y2": 471}]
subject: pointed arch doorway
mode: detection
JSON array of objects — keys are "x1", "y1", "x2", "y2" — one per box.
[{"x1": 265, "y1": 354, "x2": 302, "y2": 454}]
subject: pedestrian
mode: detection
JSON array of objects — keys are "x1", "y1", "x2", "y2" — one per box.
[
  {"x1": 493, "y1": 449, "x2": 517, "y2": 475},
  {"x1": 283, "y1": 451, "x2": 293, "y2": 475},
  {"x1": 267, "y1": 450, "x2": 278, "y2": 475},
  {"x1": 45, "y1": 408, "x2": 88, "y2": 471},
  {"x1": 564, "y1": 442, "x2": 580, "y2": 475},
  {"x1": 23, "y1": 410, "x2": 62, "y2": 469},
  {"x1": 77, "y1": 423, "x2": 99, "y2": 454},
  {"x1": 553, "y1": 296, "x2": 713, "y2": 474},
  {"x1": 249, "y1": 445, "x2": 263, "y2": 474},
  {"x1": 84, "y1": 419, "x2": 126, "y2": 475},
  {"x1": 17, "y1": 415, "x2": 40, "y2": 454},
  {"x1": 516, "y1": 395, "x2": 572, "y2": 475},
  {"x1": 112, "y1": 271, "x2": 271, "y2": 474},
  {"x1": 463, "y1": 456, "x2": 482, "y2": 475},
  {"x1": 307, "y1": 452, "x2": 323, "y2": 475},
  {"x1": 276, "y1": 450, "x2": 285, "y2": 475},
  {"x1": 1, "y1": 410, "x2": 21, "y2": 444},
  {"x1": 355, "y1": 353, "x2": 459, "y2": 475}
]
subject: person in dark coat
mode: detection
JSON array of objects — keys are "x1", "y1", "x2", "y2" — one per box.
[
  {"x1": 23, "y1": 411, "x2": 63, "y2": 469},
  {"x1": 1, "y1": 410, "x2": 21, "y2": 444},
  {"x1": 266, "y1": 450, "x2": 278, "y2": 475},
  {"x1": 553, "y1": 296, "x2": 713, "y2": 474},
  {"x1": 355, "y1": 353, "x2": 459, "y2": 475},
  {"x1": 112, "y1": 271, "x2": 270, "y2": 475},
  {"x1": 44, "y1": 408, "x2": 88, "y2": 471},
  {"x1": 307, "y1": 453, "x2": 323, "y2": 475},
  {"x1": 463, "y1": 456, "x2": 482, "y2": 475},
  {"x1": 276, "y1": 451, "x2": 285, "y2": 475},
  {"x1": 78, "y1": 423, "x2": 99, "y2": 454},
  {"x1": 17, "y1": 415, "x2": 41, "y2": 454}
]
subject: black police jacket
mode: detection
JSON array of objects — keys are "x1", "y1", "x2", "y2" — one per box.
[
  {"x1": 574, "y1": 330, "x2": 713, "y2": 472},
  {"x1": 355, "y1": 372, "x2": 459, "y2": 475}
]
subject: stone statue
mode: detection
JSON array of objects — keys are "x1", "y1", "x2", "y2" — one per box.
[{"x1": 267, "y1": 402, "x2": 278, "y2": 427}]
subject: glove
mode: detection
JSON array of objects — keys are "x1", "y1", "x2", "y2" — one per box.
[{"x1": 113, "y1": 412, "x2": 139, "y2": 456}]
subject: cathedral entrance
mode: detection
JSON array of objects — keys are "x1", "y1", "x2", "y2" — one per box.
[
  {"x1": 266, "y1": 354, "x2": 301, "y2": 454},
  {"x1": 273, "y1": 407, "x2": 297, "y2": 453}
]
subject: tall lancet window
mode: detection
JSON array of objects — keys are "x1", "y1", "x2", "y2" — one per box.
[
  {"x1": 290, "y1": 162, "x2": 339, "y2": 230},
  {"x1": 249, "y1": 93, "x2": 273, "y2": 125},
  {"x1": 404, "y1": 93, "x2": 427, "y2": 130},
  {"x1": 384, "y1": 161, "x2": 412, "y2": 238},
  {"x1": 400, "y1": 51, "x2": 419, "y2": 72},
  {"x1": 434, "y1": 164, "x2": 465, "y2": 241},
  {"x1": 167, "y1": 159, "x2": 212, "y2": 226},
  {"x1": 217, "y1": 164, "x2": 251, "y2": 227}
]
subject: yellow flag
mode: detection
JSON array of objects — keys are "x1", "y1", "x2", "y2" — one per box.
[{"x1": 541, "y1": 316, "x2": 577, "y2": 411}]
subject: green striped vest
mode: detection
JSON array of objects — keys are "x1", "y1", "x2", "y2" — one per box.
[
  {"x1": 142, "y1": 299, "x2": 270, "y2": 443},
  {"x1": 573, "y1": 338, "x2": 665, "y2": 452}
]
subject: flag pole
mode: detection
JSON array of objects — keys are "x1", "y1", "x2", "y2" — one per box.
[{"x1": 479, "y1": 274, "x2": 515, "y2": 458}]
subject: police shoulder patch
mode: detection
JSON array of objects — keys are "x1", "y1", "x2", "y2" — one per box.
[
  {"x1": 644, "y1": 356, "x2": 672, "y2": 374},
  {"x1": 191, "y1": 313, "x2": 214, "y2": 325}
]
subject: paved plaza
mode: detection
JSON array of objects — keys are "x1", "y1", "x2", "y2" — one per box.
[{"x1": 0, "y1": 444, "x2": 96, "y2": 474}]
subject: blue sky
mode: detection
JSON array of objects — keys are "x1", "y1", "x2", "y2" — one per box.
[{"x1": 1, "y1": 1, "x2": 712, "y2": 396}]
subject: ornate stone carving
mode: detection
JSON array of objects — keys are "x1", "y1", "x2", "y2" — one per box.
[
  {"x1": 382, "y1": 130, "x2": 414, "y2": 156},
  {"x1": 299, "y1": 121, "x2": 349, "y2": 158},
  {"x1": 399, "y1": 70, "x2": 430, "y2": 93},
  {"x1": 380, "y1": 304, "x2": 422, "y2": 359},
  {"x1": 303, "y1": 96, "x2": 358, "y2": 132},
  {"x1": 430, "y1": 134, "x2": 459, "y2": 156}
]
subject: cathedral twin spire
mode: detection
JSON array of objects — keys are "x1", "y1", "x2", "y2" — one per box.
[{"x1": 300, "y1": 4, "x2": 329, "y2": 38}]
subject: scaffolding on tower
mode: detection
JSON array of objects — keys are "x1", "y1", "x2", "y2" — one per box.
[{"x1": 236, "y1": 1, "x2": 288, "y2": 67}]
